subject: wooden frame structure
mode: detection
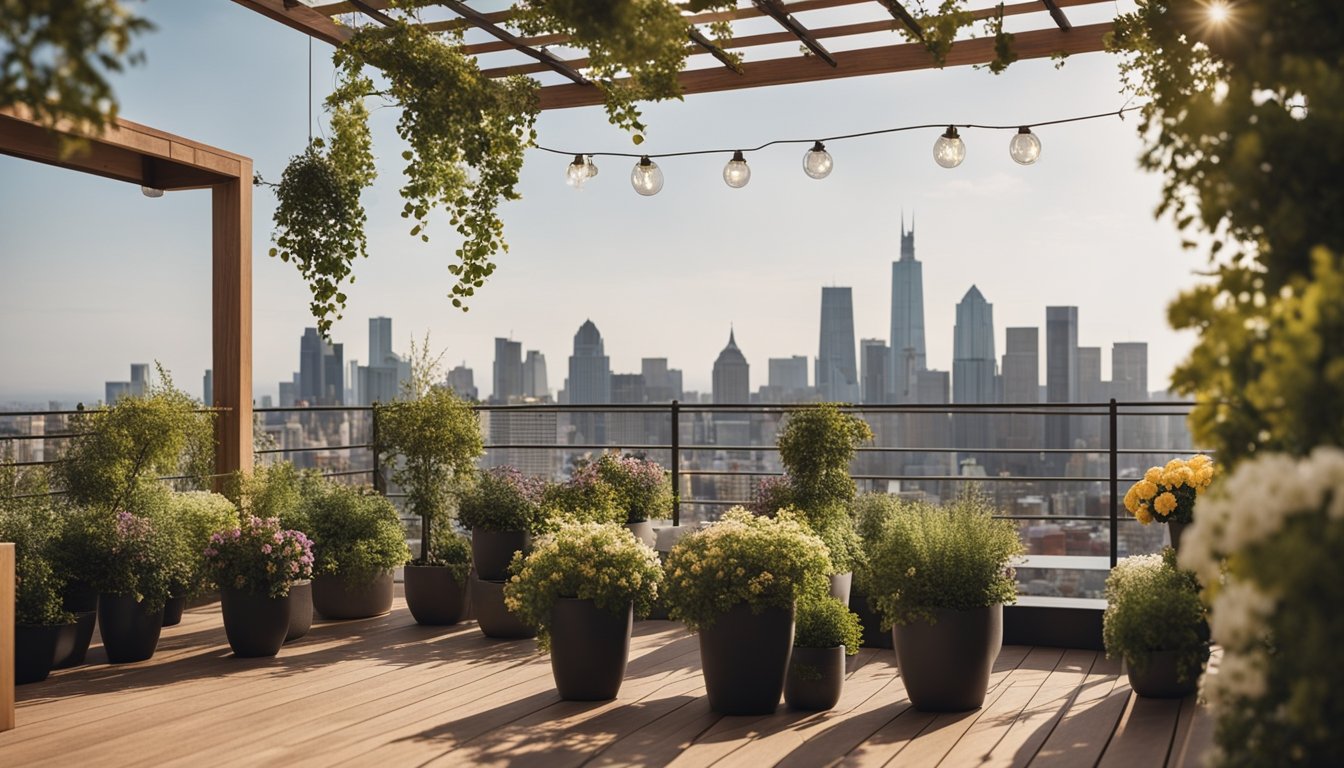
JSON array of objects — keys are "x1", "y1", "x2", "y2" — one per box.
[
  {"x1": 233, "y1": 0, "x2": 1118, "y2": 108},
  {"x1": 0, "y1": 108, "x2": 254, "y2": 485}
]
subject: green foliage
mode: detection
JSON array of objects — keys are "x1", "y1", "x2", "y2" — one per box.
[
  {"x1": 304, "y1": 482, "x2": 410, "y2": 583},
  {"x1": 867, "y1": 493, "x2": 1023, "y2": 627},
  {"x1": 152, "y1": 491, "x2": 239, "y2": 599},
  {"x1": 662, "y1": 508, "x2": 831, "y2": 631},
  {"x1": 427, "y1": 527, "x2": 472, "y2": 583},
  {"x1": 74, "y1": 507, "x2": 175, "y2": 611},
  {"x1": 376, "y1": 335, "x2": 484, "y2": 564},
  {"x1": 1102, "y1": 549, "x2": 1208, "y2": 681},
  {"x1": 584, "y1": 453, "x2": 672, "y2": 523},
  {"x1": 203, "y1": 516, "x2": 313, "y2": 599},
  {"x1": 231, "y1": 461, "x2": 323, "y2": 535},
  {"x1": 777, "y1": 405, "x2": 872, "y2": 515},
  {"x1": 541, "y1": 472, "x2": 625, "y2": 526},
  {"x1": 0, "y1": 485, "x2": 70, "y2": 625},
  {"x1": 0, "y1": 0, "x2": 153, "y2": 149},
  {"x1": 851, "y1": 492, "x2": 910, "y2": 596},
  {"x1": 503, "y1": 522, "x2": 663, "y2": 652},
  {"x1": 457, "y1": 466, "x2": 550, "y2": 533},
  {"x1": 795, "y1": 594, "x2": 862, "y2": 654}
]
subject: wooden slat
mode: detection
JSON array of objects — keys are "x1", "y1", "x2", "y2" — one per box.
[
  {"x1": 0, "y1": 544, "x2": 13, "y2": 733},
  {"x1": 1030, "y1": 656, "x2": 1131, "y2": 768},
  {"x1": 440, "y1": 0, "x2": 588, "y2": 85},
  {"x1": 1096, "y1": 691, "x2": 1185, "y2": 768},
  {"x1": 1042, "y1": 0, "x2": 1074, "y2": 30},
  {"x1": 230, "y1": 0, "x2": 352, "y2": 45},
  {"x1": 753, "y1": 0, "x2": 839, "y2": 67},
  {"x1": 213, "y1": 171, "x2": 254, "y2": 484}
]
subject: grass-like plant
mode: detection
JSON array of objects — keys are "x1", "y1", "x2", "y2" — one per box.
[
  {"x1": 795, "y1": 594, "x2": 862, "y2": 653},
  {"x1": 304, "y1": 482, "x2": 410, "y2": 584},
  {"x1": 1103, "y1": 548, "x2": 1208, "y2": 681}
]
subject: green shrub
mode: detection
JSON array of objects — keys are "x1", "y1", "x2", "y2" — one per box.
[
  {"x1": 428, "y1": 527, "x2": 471, "y2": 583},
  {"x1": 851, "y1": 493, "x2": 910, "y2": 595},
  {"x1": 795, "y1": 594, "x2": 861, "y2": 654},
  {"x1": 232, "y1": 461, "x2": 324, "y2": 534},
  {"x1": 582, "y1": 453, "x2": 671, "y2": 523},
  {"x1": 457, "y1": 466, "x2": 550, "y2": 533},
  {"x1": 1103, "y1": 548, "x2": 1208, "y2": 681},
  {"x1": 541, "y1": 472, "x2": 624, "y2": 526},
  {"x1": 305, "y1": 482, "x2": 410, "y2": 583},
  {"x1": 0, "y1": 499, "x2": 70, "y2": 625},
  {"x1": 151, "y1": 491, "x2": 239, "y2": 598},
  {"x1": 776, "y1": 404, "x2": 872, "y2": 513},
  {"x1": 80, "y1": 507, "x2": 176, "y2": 611}
]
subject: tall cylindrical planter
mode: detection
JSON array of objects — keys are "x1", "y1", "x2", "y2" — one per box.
[
  {"x1": 1168, "y1": 521, "x2": 1188, "y2": 554},
  {"x1": 1127, "y1": 650, "x2": 1201, "y2": 699},
  {"x1": 472, "y1": 529, "x2": 531, "y2": 581},
  {"x1": 550, "y1": 598, "x2": 633, "y2": 701},
  {"x1": 286, "y1": 580, "x2": 313, "y2": 642},
  {"x1": 892, "y1": 604, "x2": 1002, "y2": 712},
  {"x1": 312, "y1": 569, "x2": 395, "y2": 620},
  {"x1": 624, "y1": 520, "x2": 656, "y2": 549},
  {"x1": 97, "y1": 593, "x2": 165, "y2": 664},
  {"x1": 471, "y1": 577, "x2": 536, "y2": 640},
  {"x1": 850, "y1": 589, "x2": 892, "y2": 650},
  {"x1": 404, "y1": 565, "x2": 469, "y2": 626},
  {"x1": 785, "y1": 645, "x2": 846, "y2": 711},
  {"x1": 16, "y1": 623, "x2": 76, "y2": 685},
  {"x1": 161, "y1": 594, "x2": 187, "y2": 627},
  {"x1": 55, "y1": 581, "x2": 98, "y2": 668},
  {"x1": 828, "y1": 572, "x2": 853, "y2": 606},
  {"x1": 698, "y1": 602, "x2": 795, "y2": 715},
  {"x1": 221, "y1": 587, "x2": 291, "y2": 658}
]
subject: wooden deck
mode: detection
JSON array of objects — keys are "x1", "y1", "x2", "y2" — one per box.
[{"x1": 1, "y1": 589, "x2": 1213, "y2": 767}]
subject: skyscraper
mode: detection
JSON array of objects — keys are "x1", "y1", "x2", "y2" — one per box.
[
  {"x1": 953, "y1": 286, "x2": 997, "y2": 463},
  {"x1": 130, "y1": 363, "x2": 150, "y2": 397},
  {"x1": 889, "y1": 217, "x2": 926, "y2": 402},
  {"x1": 1111, "y1": 343, "x2": 1149, "y2": 401},
  {"x1": 642, "y1": 358, "x2": 680, "y2": 402},
  {"x1": 859, "y1": 339, "x2": 889, "y2": 405},
  {"x1": 768, "y1": 356, "x2": 808, "y2": 399},
  {"x1": 368, "y1": 317, "x2": 393, "y2": 366},
  {"x1": 1076, "y1": 346, "x2": 1104, "y2": 447},
  {"x1": 523, "y1": 350, "x2": 548, "y2": 399},
  {"x1": 817, "y1": 286, "x2": 860, "y2": 403},
  {"x1": 712, "y1": 328, "x2": 750, "y2": 404},
  {"x1": 568, "y1": 320, "x2": 611, "y2": 444},
  {"x1": 446, "y1": 364, "x2": 477, "y2": 401},
  {"x1": 359, "y1": 317, "x2": 408, "y2": 405},
  {"x1": 492, "y1": 338, "x2": 524, "y2": 403},
  {"x1": 1001, "y1": 327, "x2": 1042, "y2": 473},
  {"x1": 203, "y1": 369, "x2": 213, "y2": 407},
  {"x1": 299, "y1": 328, "x2": 344, "y2": 405},
  {"x1": 1046, "y1": 306, "x2": 1080, "y2": 468}
]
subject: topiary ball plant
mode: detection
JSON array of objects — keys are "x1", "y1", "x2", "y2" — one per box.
[{"x1": 795, "y1": 594, "x2": 862, "y2": 653}]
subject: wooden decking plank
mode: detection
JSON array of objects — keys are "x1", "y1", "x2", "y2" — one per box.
[
  {"x1": 934, "y1": 648, "x2": 1073, "y2": 767},
  {"x1": 1096, "y1": 685, "x2": 1184, "y2": 768},
  {"x1": 974, "y1": 648, "x2": 1100, "y2": 768},
  {"x1": 584, "y1": 685, "x2": 722, "y2": 767},
  {"x1": 1028, "y1": 655, "x2": 1129, "y2": 768}
]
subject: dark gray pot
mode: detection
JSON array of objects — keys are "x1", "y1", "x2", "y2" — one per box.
[
  {"x1": 785, "y1": 645, "x2": 846, "y2": 711},
  {"x1": 471, "y1": 577, "x2": 536, "y2": 640},
  {"x1": 221, "y1": 587, "x2": 290, "y2": 658},
  {"x1": 624, "y1": 521, "x2": 656, "y2": 549},
  {"x1": 1127, "y1": 650, "x2": 1201, "y2": 698},
  {"x1": 97, "y1": 592, "x2": 165, "y2": 664},
  {"x1": 892, "y1": 604, "x2": 1002, "y2": 712},
  {"x1": 285, "y1": 580, "x2": 313, "y2": 642},
  {"x1": 404, "y1": 565, "x2": 469, "y2": 626},
  {"x1": 161, "y1": 594, "x2": 187, "y2": 627},
  {"x1": 472, "y1": 529, "x2": 531, "y2": 581},
  {"x1": 312, "y1": 569, "x2": 394, "y2": 620},
  {"x1": 1168, "y1": 521, "x2": 1188, "y2": 554},
  {"x1": 850, "y1": 589, "x2": 892, "y2": 650},
  {"x1": 53, "y1": 609, "x2": 98, "y2": 668},
  {"x1": 698, "y1": 602, "x2": 795, "y2": 715},
  {"x1": 16, "y1": 623, "x2": 76, "y2": 685},
  {"x1": 550, "y1": 598, "x2": 633, "y2": 701},
  {"x1": 828, "y1": 572, "x2": 853, "y2": 605}
]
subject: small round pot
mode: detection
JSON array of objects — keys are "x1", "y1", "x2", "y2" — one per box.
[
  {"x1": 828, "y1": 572, "x2": 853, "y2": 605},
  {"x1": 162, "y1": 594, "x2": 187, "y2": 627},
  {"x1": 786, "y1": 645, "x2": 846, "y2": 711},
  {"x1": 850, "y1": 589, "x2": 892, "y2": 650},
  {"x1": 1126, "y1": 650, "x2": 1201, "y2": 699},
  {"x1": 892, "y1": 604, "x2": 1003, "y2": 712},
  {"x1": 221, "y1": 586, "x2": 291, "y2": 658},
  {"x1": 404, "y1": 565, "x2": 469, "y2": 626},
  {"x1": 53, "y1": 609, "x2": 98, "y2": 669},
  {"x1": 1168, "y1": 521, "x2": 1188, "y2": 554},
  {"x1": 97, "y1": 593, "x2": 166, "y2": 664},
  {"x1": 624, "y1": 520, "x2": 657, "y2": 549},
  {"x1": 16, "y1": 623, "x2": 77, "y2": 685},
  {"x1": 312, "y1": 569, "x2": 395, "y2": 620},
  {"x1": 286, "y1": 580, "x2": 313, "y2": 642},
  {"x1": 472, "y1": 529, "x2": 531, "y2": 581},
  {"x1": 550, "y1": 598, "x2": 633, "y2": 701},
  {"x1": 471, "y1": 577, "x2": 536, "y2": 640},
  {"x1": 698, "y1": 602, "x2": 795, "y2": 715}
]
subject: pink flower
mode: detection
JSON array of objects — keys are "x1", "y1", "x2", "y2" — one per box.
[{"x1": 261, "y1": 544, "x2": 272, "y2": 554}]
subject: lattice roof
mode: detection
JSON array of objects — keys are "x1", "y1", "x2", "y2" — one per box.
[{"x1": 233, "y1": 1, "x2": 1118, "y2": 109}]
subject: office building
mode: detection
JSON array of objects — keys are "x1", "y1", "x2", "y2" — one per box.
[
  {"x1": 889, "y1": 217, "x2": 927, "y2": 402},
  {"x1": 817, "y1": 286, "x2": 860, "y2": 402}
]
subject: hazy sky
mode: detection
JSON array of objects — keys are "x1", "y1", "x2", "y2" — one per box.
[{"x1": 0, "y1": 1, "x2": 1204, "y2": 405}]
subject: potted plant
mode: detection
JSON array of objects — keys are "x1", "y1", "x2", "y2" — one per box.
[
  {"x1": 541, "y1": 471, "x2": 624, "y2": 526},
  {"x1": 86, "y1": 510, "x2": 176, "y2": 663},
  {"x1": 458, "y1": 466, "x2": 549, "y2": 581},
  {"x1": 786, "y1": 594, "x2": 862, "y2": 711},
  {"x1": 375, "y1": 342, "x2": 484, "y2": 625},
  {"x1": 1122, "y1": 454, "x2": 1215, "y2": 551},
  {"x1": 583, "y1": 453, "x2": 671, "y2": 547},
  {"x1": 203, "y1": 516, "x2": 314, "y2": 657},
  {"x1": 868, "y1": 493, "x2": 1023, "y2": 711},
  {"x1": 233, "y1": 461, "x2": 323, "y2": 641},
  {"x1": 305, "y1": 482, "x2": 410, "y2": 620},
  {"x1": 504, "y1": 522, "x2": 663, "y2": 700},
  {"x1": 849, "y1": 492, "x2": 904, "y2": 649},
  {"x1": 663, "y1": 508, "x2": 831, "y2": 715},
  {"x1": 153, "y1": 490, "x2": 240, "y2": 626},
  {"x1": 0, "y1": 498, "x2": 76, "y2": 685},
  {"x1": 407, "y1": 528, "x2": 472, "y2": 626},
  {"x1": 1103, "y1": 548, "x2": 1209, "y2": 698}
]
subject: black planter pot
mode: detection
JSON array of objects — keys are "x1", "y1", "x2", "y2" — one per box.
[
  {"x1": 221, "y1": 586, "x2": 291, "y2": 658},
  {"x1": 53, "y1": 609, "x2": 98, "y2": 669},
  {"x1": 828, "y1": 572, "x2": 853, "y2": 605},
  {"x1": 850, "y1": 589, "x2": 892, "y2": 650},
  {"x1": 161, "y1": 594, "x2": 187, "y2": 627},
  {"x1": 1127, "y1": 650, "x2": 1201, "y2": 698},
  {"x1": 62, "y1": 580, "x2": 99, "y2": 613},
  {"x1": 312, "y1": 569, "x2": 395, "y2": 620},
  {"x1": 698, "y1": 602, "x2": 795, "y2": 715},
  {"x1": 15, "y1": 623, "x2": 77, "y2": 685},
  {"x1": 785, "y1": 645, "x2": 846, "y2": 711},
  {"x1": 892, "y1": 604, "x2": 1002, "y2": 712},
  {"x1": 97, "y1": 592, "x2": 165, "y2": 664},
  {"x1": 404, "y1": 565, "x2": 470, "y2": 626},
  {"x1": 286, "y1": 580, "x2": 313, "y2": 642},
  {"x1": 550, "y1": 598, "x2": 633, "y2": 701},
  {"x1": 472, "y1": 529, "x2": 531, "y2": 581},
  {"x1": 624, "y1": 520, "x2": 656, "y2": 549},
  {"x1": 1168, "y1": 521, "x2": 1188, "y2": 554},
  {"x1": 471, "y1": 577, "x2": 536, "y2": 640}
]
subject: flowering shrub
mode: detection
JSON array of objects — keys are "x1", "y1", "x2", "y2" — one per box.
[
  {"x1": 457, "y1": 466, "x2": 551, "y2": 533},
  {"x1": 582, "y1": 453, "x2": 671, "y2": 523},
  {"x1": 1102, "y1": 549, "x2": 1208, "y2": 681},
  {"x1": 503, "y1": 523, "x2": 663, "y2": 652},
  {"x1": 795, "y1": 594, "x2": 862, "y2": 654},
  {"x1": 541, "y1": 470, "x2": 624, "y2": 526},
  {"x1": 204, "y1": 516, "x2": 314, "y2": 599},
  {"x1": 1178, "y1": 448, "x2": 1344, "y2": 767},
  {"x1": 662, "y1": 508, "x2": 831, "y2": 631},
  {"x1": 748, "y1": 475, "x2": 795, "y2": 517},
  {"x1": 1123, "y1": 454, "x2": 1215, "y2": 524},
  {"x1": 87, "y1": 509, "x2": 176, "y2": 611}
]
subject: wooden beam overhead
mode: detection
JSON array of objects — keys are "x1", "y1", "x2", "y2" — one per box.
[
  {"x1": 874, "y1": 0, "x2": 924, "y2": 38},
  {"x1": 439, "y1": 0, "x2": 588, "y2": 85},
  {"x1": 230, "y1": 0, "x2": 351, "y2": 45},
  {"x1": 688, "y1": 27, "x2": 743, "y2": 73},
  {"x1": 752, "y1": 0, "x2": 838, "y2": 67},
  {"x1": 347, "y1": 0, "x2": 397, "y2": 27},
  {"x1": 1041, "y1": 0, "x2": 1074, "y2": 30}
]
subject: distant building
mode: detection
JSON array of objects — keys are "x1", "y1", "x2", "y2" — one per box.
[
  {"x1": 105, "y1": 381, "x2": 131, "y2": 403},
  {"x1": 953, "y1": 285, "x2": 997, "y2": 464},
  {"x1": 568, "y1": 319, "x2": 611, "y2": 444},
  {"x1": 359, "y1": 317, "x2": 410, "y2": 405},
  {"x1": 817, "y1": 287, "x2": 860, "y2": 403},
  {"x1": 130, "y1": 363, "x2": 150, "y2": 397},
  {"x1": 492, "y1": 338, "x2": 524, "y2": 403},
  {"x1": 889, "y1": 217, "x2": 927, "y2": 402},
  {"x1": 1046, "y1": 306, "x2": 1079, "y2": 470},
  {"x1": 203, "y1": 370, "x2": 213, "y2": 407},
  {"x1": 446, "y1": 364, "x2": 478, "y2": 401},
  {"x1": 767, "y1": 356, "x2": 808, "y2": 402},
  {"x1": 1076, "y1": 346, "x2": 1105, "y2": 447},
  {"x1": 712, "y1": 329, "x2": 750, "y2": 405},
  {"x1": 859, "y1": 339, "x2": 889, "y2": 405},
  {"x1": 1001, "y1": 327, "x2": 1043, "y2": 473},
  {"x1": 641, "y1": 358, "x2": 681, "y2": 402},
  {"x1": 299, "y1": 327, "x2": 344, "y2": 405},
  {"x1": 523, "y1": 350, "x2": 549, "y2": 399}
]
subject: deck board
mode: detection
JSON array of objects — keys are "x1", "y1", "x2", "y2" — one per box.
[{"x1": 0, "y1": 591, "x2": 1211, "y2": 766}]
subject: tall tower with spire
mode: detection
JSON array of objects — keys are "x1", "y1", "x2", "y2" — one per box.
[
  {"x1": 888, "y1": 214, "x2": 927, "y2": 402},
  {"x1": 712, "y1": 327, "x2": 750, "y2": 404}
]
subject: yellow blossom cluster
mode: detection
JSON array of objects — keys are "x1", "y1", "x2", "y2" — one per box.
[{"x1": 1123, "y1": 455, "x2": 1216, "y2": 525}]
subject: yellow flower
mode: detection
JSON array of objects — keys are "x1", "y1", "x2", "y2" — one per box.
[
  {"x1": 1153, "y1": 492, "x2": 1177, "y2": 517},
  {"x1": 1188, "y1": 454, "x2": 1211, "y2": 469},
  {"x1": 1171, "y1": 466, "x2": 1194, "y2": 487},
  {"x1": 1135, "y1": 504, "x2": 1153, "y2": 524},
  {"x1": 1135, "y1": 480, "x2": 1158, "y2": 500},
  {"x1": 1165, "y1": 458, "x2": 1184, "y2": 472},
  {"x1": 1123, "y1": 487, "x2": 1139, "y2": 513},
  {"x1": 1144, "y1": 467, "x2": 1164, "y2": 484},
  {"x1": 1196, "y1": 466, "x2": 1214, "y2": 487}
]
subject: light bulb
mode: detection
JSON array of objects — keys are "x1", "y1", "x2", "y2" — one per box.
[
  {"x1": 141, "y1": 186, "x2": 164, "y2": 198},
  {"x1": 565, "y1": 154, "x2": 589, "y2": 188},
  {"x1": 583, "y1": 155, "x2": 599, "y2": 179},
  {"x1": 933, "y1": 126, "x2": 965, "y2": 169},
  {"x1": 723, "y1": 150, "x2": 751, "y2": 189},
  {"x1": 802, "y1": 141, "x2": 832, "y2": 179},
  {"x1": 630, "y1": 156, "x2": 664, "y2": 196},
  {"x1": 1008, "y1": 127, "x2": 1041, "y2": 165}
]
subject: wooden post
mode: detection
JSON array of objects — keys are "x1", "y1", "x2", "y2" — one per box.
[
  {"x1": 1, "y1": 542, "x2": 15, "y2": 732},
  {"x1": 212, "y1": 170, "x2": 254, "y2": 486}
]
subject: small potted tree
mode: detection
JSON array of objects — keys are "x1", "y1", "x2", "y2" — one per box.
[
  {"x1": 1103, "y1": 548, "x2": 1209, "y2": 698},
  {"x1": 504, "y1": 522, "x2": 663, "y2": 700},
  {"x1": 305, "y1": 482, "x2": 410, "y2": 620},
  {"x1": 663, "y1": 508, "x2": 831, "y2": 715},
  {"x1": 458, "y1": 466, "x2": 549, "y2": 581},
  {"x1": 0, "y1": 499, "x2": 76, "y2": 684},
  {"x1": 585, "y1": 453, "x2": 671, "y2": 547},
  {"x1": 868, "y1": 493, "x2": 1023, "y2": 711},
  {"x1": 786, "y1": 594, "x2": 862, "y2": 711},
  {"x1": 204, "y1": 516, "x2": 314, "y2": 657}
]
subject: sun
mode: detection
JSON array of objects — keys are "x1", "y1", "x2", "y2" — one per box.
[{"x1": 1207, "y1": 0, "x2": 1231, "y2": 23}]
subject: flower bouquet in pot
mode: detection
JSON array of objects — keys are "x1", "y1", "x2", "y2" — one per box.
[
  {"x1": 204, "y1": 516, "x2": 313, "y2": 657},
  {"x1": 582, "y1": 453, "x2": 671, "y2": 547},
  {"x1": 504, "y1": 522, "x2": 663, "y2": 700},
  {"x1": 0, "y1": 497, "x2": 75, "y2": 684},
  {"x1": 1122, "y1": 454, "x2": 1215, "y2": 551},
  {"x1": 82, "y1": 509, "x2": 178, "y2": 664},
  {"x1": 1103, "y1": 548, "x2": 1208, "y2": 698},
  {"x1": 458, "y1": 466, "x2": 550, "y2": 582},
  {"x1": 663, "y1": 508, "x2": 831, "y2": 715},
  {"x1": 785, "y1": 594, "x2": 861, "y2": 711}
]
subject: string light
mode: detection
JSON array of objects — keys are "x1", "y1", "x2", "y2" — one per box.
[
  {"x1": 630, "y1": 156, "x2": 664, "y2": 196},
  {"x1": 723, "y1": 150, "x2": 751, "y2": 188},
  {"x1": 802, "y1": 141, "x2": 833, "y2": 179},
  {"x1": 1008, "y1": 127, "x2": 1042, "y2": 165},
  {"x1": 141, "y1": 186, "x2": 164, "y2": 198},
  {"x1": 933, "y1": 126, "x2": 965, "y2": 169}
]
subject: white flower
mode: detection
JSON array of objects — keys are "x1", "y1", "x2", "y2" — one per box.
[{"x1": 1208, "y1": 581, "x2": 1276, "y2": 649}]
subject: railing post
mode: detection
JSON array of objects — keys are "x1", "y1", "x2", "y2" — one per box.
[
  {"x1": 670, "y1": 399, "x2": 680, "y2": 527},
  {"x1": 371, "y1": 403, "x2": 384, "y2": 495},
  {"x1": 1109, "y1": 398, "x2": 1119, "y2": 568}
]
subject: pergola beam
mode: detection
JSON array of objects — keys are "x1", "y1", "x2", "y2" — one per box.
[
  {"x1": 875, "y1": 0, "x2": 924, "y2": 38},
  {"x1": 752, "y1": 0, "x2": 839, "y2": 67},
  {"x1": 439, "y1": 0, "x2": 589, "y2": 85},
  {"x1": 232, "y1": 0, "x2": 351, "y2": 45},
  {"x1": 688, "y1": 27, "x2": 743, "y2": 73},
  {"x1": 1041, "y1": 0, "x2": 1073, "y2": 30}
]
